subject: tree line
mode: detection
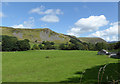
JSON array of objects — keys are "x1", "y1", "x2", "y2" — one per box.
[
  {"x1": 1, "y1": 35, "x2": 120, "y2": 51},
  {"x1": 2, "y1": 35, "x2": 30, "y2": 51}
]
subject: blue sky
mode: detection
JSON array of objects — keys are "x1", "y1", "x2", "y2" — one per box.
[{"x1": 1, "y1": 2, "x2": 118, "y2": 41}]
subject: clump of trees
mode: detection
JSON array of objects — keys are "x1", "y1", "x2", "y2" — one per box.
[
  {"x1": 114, "y1": 41, "x2": 120, "y2": 50},
  {"x1": 95, "y1": 42, "x2": 108, "y2": 51},
  {"x1": 93, "y1": 41, "x2": 120, "y2": 51},
  {"x1": 59, "y1": 38, "x2": 84, "y2": 50},
  {"x1": 32, "y1": 41, "x2": 56, "y2": 50},
  {"x1": 2, "y1": 35, "x2": 30, "y2": 51},
  {"x1": 58, "y1": 38, "x2": 120, "y2": 51}
]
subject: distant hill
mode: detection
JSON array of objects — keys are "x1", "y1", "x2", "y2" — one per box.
[
  {"x1": 0, "y1": 26, "x2": 107, "y2": 44},
  {"x1": 78, "y1": 37, "x2": 107, "y2": 44},
  {"x1": 108, "y1": 41, "x2": 118, "y2": 43}
]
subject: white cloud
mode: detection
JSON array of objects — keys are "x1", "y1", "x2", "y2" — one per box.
[
  {"x1": 40, "y1": 24, "x2": 48, "y2": 28},
  {"x1": 11, "y1": 17, "x2": 35, "y2": 28},
  {"x1": 89, "y1": 22, "x2": 118, "y2": 41},
  {"x1": 29, "y1": 5, "x2": 45, "y2": 14},
  {"x1": 29, "y1": 5, "x2": 63, "y2": 23},
  {"x1": 29, "y1": 6, "x2": 63, "y2": 15},
  {"x1": 67, "y1": 15, "x2": 109, "y2": 36},
  {"x1": 40, "y1": 15, "x2": 59, "y2": 23},
  {"x1": 11, "y1": 24, "x2": 25, "y2": 28},
  {"x1": 0, "y1": 12, "x2": 5, "y2": 18}
]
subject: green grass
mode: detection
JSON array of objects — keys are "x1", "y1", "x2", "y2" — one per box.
[{"x1": 2, "y1": 50, "x2": 119, "y2": 83}]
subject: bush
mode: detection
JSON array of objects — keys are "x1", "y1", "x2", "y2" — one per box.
[{"x1": 32, "y1": 44, "x2": 39, "y2": 50}]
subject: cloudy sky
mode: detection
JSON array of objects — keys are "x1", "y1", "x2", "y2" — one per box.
[{"x1": 1, "y1": 2, "x2": 118, "y2": 41}]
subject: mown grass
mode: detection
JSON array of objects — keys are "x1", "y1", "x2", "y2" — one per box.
[{"x1": 2, "y1": 50, "x2": 119, "y2": 83}]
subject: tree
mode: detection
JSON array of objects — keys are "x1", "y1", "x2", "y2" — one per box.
[
  {"x1": 68, "y1": 39, "x2": 85, "y2": 50},
  {"x1": 59, "y1": 43, "x2": 66, "y2": 50},
  {"x1": 108, "y1": 43, "x2": 116, "y2": 50},
  {"x1": 42, "y1": 41, "x2": 46, "y2": 44},
  {"x1": 114, "y1": 41, "x2": 120, "y2": 50},
  {"x1": 2, "y1": 35, "x2": 18, "y2": 51},
  {"x1": 32, "y1": 44, "x2": 39, "y2": 50},
  {"x1": 67, "y1": 43, "x2": 76, "y2": 50},
  {"x1": 24, "y1": 39, "x2": 30, "y2": 42},
  {"x1": 77, "y1": 43, "x2": 84, "y2": 50},
  {"x1": 35, "y1": 40, "x2": 37, "y2": 43},
  {"x1": 50, "y1": 42, "x2": 55, "y2": 45},
  {"x1": 2, "y1": 35, "x2": 30, "y2": 51},
  {"x1": 16, "y1": 39, "x2": 30, "y2": 51},
  {"x1": 69, "y1": 39, "x2": 78, "y2": 45},
  {"x1": 88, "y1": 43, "x2": 95, "y2": 50},
  {"x1": 38, "y1": 44, "x2": 44, "y2": 49},
  {"x1": 95, "y1": 42, "x2": 108, "y2": 51},
  {"x1": 41, "y1": 41, "x2": 55, "y2": 50}
]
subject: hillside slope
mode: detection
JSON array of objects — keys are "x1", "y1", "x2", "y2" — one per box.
[
  {"x1": 0, "y1": 27, "x2": 71, "y2": 44},
  {"x1": 0, "y1": 27, "x2": 106, "y2": 44},
  {"x1": 78, "y1": 37, "x2": 106, "y2": 44}
]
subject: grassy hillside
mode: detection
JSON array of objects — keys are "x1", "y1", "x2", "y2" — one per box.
[
  {"x1": 78, "y1": 37, "x2": 107, "y2": 44},
  {"x1": 0, "y1": 27, "x2": 107, "y2": 44},
  {"x1": 0, "y1": 27, "x2": 70, "y2": 44},
  {"x1": 2, "y1": 50, "x2": 118, "y2": 83}
]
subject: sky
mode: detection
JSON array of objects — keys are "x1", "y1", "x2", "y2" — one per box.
[{"x1": 0, "y1": 2, "x2": 118, "y2": 42}]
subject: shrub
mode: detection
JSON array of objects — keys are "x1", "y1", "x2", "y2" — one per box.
[{"x1": 32, "y1": 44, "x2": 39, "y2": 50}]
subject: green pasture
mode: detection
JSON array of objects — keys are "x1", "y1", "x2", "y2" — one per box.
[{"x1": 2, "y1": 50, "x2": 119, "y2": 83}]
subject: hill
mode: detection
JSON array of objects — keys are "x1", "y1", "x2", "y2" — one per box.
[
  {"x1": 0, "y1": 27, "x2": 70, "y2": 44},
  {"x1": 78, "y1": 37, "x2": 107, "y2": 44},
  {"x1": 0, "y1": 26, "x2": 106, "y2": 44}
]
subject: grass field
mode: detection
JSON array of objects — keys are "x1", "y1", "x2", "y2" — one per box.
[{"x1": 2, "y1": 50, "x2": 119, "y2": 83}]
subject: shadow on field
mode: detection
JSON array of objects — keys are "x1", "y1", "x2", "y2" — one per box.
[{"x1": 60, "y1": 62, "x2": 120, "y2": 84}]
